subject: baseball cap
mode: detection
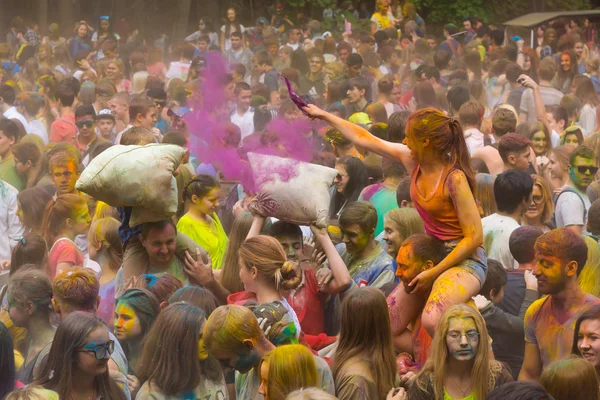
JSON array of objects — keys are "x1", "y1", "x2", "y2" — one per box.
[{"x1": 96, "y1": 109, "x2": 115, "y2": 121}]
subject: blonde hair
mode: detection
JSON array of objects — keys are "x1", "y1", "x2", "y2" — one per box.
[
  {"x1": 5, "y1": 387, "x2": 59, "y2": 400},
  {"x1": 203, "y1": 305, "x2": 262, "y2": 354},
  {"x1": 415, "y1": 304, "x2": 502, "y2": 400},
  {"x1": 384, "y1": 208, "x2": 425, "y2": 243},
  {"x1": 239, "y1": 235, "x2": 301, "y2": 291},
  {"x1": 88, "y1": 217, "x2": 122, "y2": 269},
  {"x1": 285, "y1": 388, "x2": 338, "y2": 400},
  {"x1": 541, "y1": 357, "x2": 600, "y2": 400},
  {"x1": 260, "y1": 344, "x2": 320, "y2": 399},
  {"x1": 531, "y1": 175, "x2": 554, "y2": 225}
]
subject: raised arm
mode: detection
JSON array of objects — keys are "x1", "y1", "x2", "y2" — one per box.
[
  {"x1": 519, "y1": 74, "x2": 551, "y2": 135},
  {"x1": 303, "y1": 104, "x2": 415, "y2": 173},
  {"x1": 311, "y1": 226, "x2": 352, "y2": 294}
]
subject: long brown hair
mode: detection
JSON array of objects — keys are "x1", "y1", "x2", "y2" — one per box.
[
  {"x1": 12, "y1": 141, "x2": 47, "y2": 188},
  {"x1": 333, "y1": 287, "x2": 396, "y2": 395},
  {"x1": 239, "y1": 235, "x2": 301, "y2": 291},
  {"x1": 415, "y1": 304, "x2": 502, "y2": 400},
  {"x1": 17, "y1": 187, "x2": 53, "y2": 234},
  {"x1": 407, "y1": 108, "x2": 476, "y2": 193},
  {"x1": 40, "y1": 194, "x2": 86, "y2": 246},
  {"x1": 136, "y1": 303, "x2": 221, "y2": 395},
  {"x1": 221, "y1": 212, "x2": 253, "y2": 293},
  {"x1": 35, "y1": 312, "x2": 126, "y2": 400}
]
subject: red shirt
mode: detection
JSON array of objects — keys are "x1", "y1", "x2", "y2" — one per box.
[{"x1": 287, "y1": 269, "x2": 328, "y2": 336}]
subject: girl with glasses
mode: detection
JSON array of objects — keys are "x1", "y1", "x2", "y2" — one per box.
[
  {"x1": 35, "y1": 311, "x2": 126, "y2": 399},
  {"x1": 522, "y1": 175, "x2": 555, "y2": 233},
  {"x1": 409, "y1": 304, "x2": 512, "y2": 400}
]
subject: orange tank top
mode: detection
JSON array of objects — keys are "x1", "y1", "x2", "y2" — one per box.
[{"x1": 410, "y1": 165, "x2": 464, "y2": 241}]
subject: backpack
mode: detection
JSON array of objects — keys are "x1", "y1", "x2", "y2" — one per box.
[{"x1": 551, "y1": 187, "x2": 587, "y2": 229}]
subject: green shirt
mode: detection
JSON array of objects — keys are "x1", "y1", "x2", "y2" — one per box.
[
  {"x1": 444, "y1": 390, "x2": 475, "y2": 400},
  {"x1": 177, "y1": 213, "x2": 228, "y2": 269},
  {"x1": 0, "y1": 155, "x2": 24, "y2": 191}
]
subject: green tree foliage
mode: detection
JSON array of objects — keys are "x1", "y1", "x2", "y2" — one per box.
[{"x1": 412, "y1": 0, "x2": 590, "y2": 26}]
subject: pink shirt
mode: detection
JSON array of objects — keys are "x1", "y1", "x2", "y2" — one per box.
[
  {"x1": 48, "y1": 238, "x2": 85, "y2": 279},
  {"x1": 49, "y1": 113, "x2": 77, "y2": 144}
]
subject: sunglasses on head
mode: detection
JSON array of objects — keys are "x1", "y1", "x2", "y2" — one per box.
[
  {"x1": 100, "y1": 16, "x2": 110, "y2": 20},
  {"x1": 76, "y1": 120, "x2": 94, "y2": 129},
  {"x1": 576, "y1": 165, "x2": 599, "y2": 175}
]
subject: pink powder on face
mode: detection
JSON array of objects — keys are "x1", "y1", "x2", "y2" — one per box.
[{"x1": 186, "y1": 53, "x2": 327, "y2": 192}]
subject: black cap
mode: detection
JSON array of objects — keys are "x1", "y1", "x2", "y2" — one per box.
[
  {"x1": 75, "y1": 104, "x2": 96, "y2": 119},
  {"x1": 346, "y1": 53, "x2": 363, "y2": 67}
]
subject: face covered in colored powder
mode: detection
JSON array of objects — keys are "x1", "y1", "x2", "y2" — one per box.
[
  {"x1": 275, "y1": 234, "x2": 303, "y2": 263},
  {"x1": 113, "y1": 301, "x2": 142, "y2": 340},
  {"x1": 578, "y1": 318, "x2": 600, "y2": 368},
  {"x1": 340, "y1": 223, "x2": 371, "y2": 257},
  {"x1": 76, "y1": 326, "x2": 112, "y2": 376},
  {"x1": 69, "y1": 203, "x2": 92, "y2": 236},
  {"x1": 533, "y1": 252, "x2": 568, "y2": 295},
  {"x1": 395, "y1": 243, "x2": 429, "y2": 293},
  {"x1": 208, "y1": 340, "x2": 261, "y2": 374},
  {"x1": 446, "y1": 317, "x2": 479, "y2": 361},
  {"x1": 51, "y1": 162, "x2": 80, "y2": 196},
  {"x1": 569, "y1": 155, "x2": 597, "y2": 191}
]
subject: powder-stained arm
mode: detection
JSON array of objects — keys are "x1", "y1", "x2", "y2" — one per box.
[
  {"x1": 303, "y1": 104, "x2": 415, "y2": 173},
  {"x1": 312, "y1": 226, "x2": 352, "y2": 294}
]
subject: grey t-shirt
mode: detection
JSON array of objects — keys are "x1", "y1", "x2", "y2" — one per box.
[{"x1": 555, "y1": 186, "x2": 591, "y2": 234}]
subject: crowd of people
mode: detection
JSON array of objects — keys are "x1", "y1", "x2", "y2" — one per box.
[{"x1": 2, "y1": 1, "x2": 600, "y2": 399}]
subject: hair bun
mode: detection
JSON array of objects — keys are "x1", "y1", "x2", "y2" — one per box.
[{"x1": 279, "y1": 261, "x2": 301, "y2": 290}]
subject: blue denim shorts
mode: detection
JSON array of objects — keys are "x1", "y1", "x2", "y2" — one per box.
[{"x1": 445, "y1": 240, "x2": 488, "y2": 287}]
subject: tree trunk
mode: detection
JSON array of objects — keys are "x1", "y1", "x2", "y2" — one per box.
[
  {"x1": 174, "y1": 0, "x2": 192, "y2": 42},
  {"x1": 38, "y1": 0, "x2": 48, "y2": 35},
  {"x1": 59, "y1": 0, "x2": 73, "y2": 35}
]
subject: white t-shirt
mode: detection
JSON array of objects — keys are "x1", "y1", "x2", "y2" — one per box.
[
  {"x1": 230, "y1": 108, "x2": 255, "y2": 141},
  {"x1": 220, "y1": 24, "x2": 245, "y2": 51},
  {"x1": 555, "y1": 185, "x2": 591, "y2": 234},
  {"x1": 28, "y1": 119, "x2": 49, "y2": 144},
  {"x1": 3, "y1": 106, "x2": 29, "y2": 133},
  {"x1": 464, "y1": 128, "x2": 486, "y2": 155},
  {"x1": 0, "y1": 180, "x2": 23, "y2": 262},
  {"x1": 580, "y1": 104, "x2": 597, "y2": 137},
  {"x1": 281, "y1": 42, "x2": 299, "y2": 51},
  {"x1": 482, "y1": 213, "x2": 520, "y2": 269}
]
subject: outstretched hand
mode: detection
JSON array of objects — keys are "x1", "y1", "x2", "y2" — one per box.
[
  {"x1": 518, "y1": 74, "x2": 538, "y2": 90},
  {"x1": 302, "y1": 104, "x2": 327, "y2": 120},
  {"x1": 184, "y1": 248, "x2": 214, "y2": 286}
]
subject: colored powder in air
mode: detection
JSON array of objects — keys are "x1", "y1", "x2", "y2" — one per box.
[{"x1": 185, "y1": 53, "x2": 325, "y2": 192}]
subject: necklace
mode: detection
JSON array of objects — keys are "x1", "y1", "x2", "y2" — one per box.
[{"x1": 449, "y1": 375, "x2": 471, "y2": 398}]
